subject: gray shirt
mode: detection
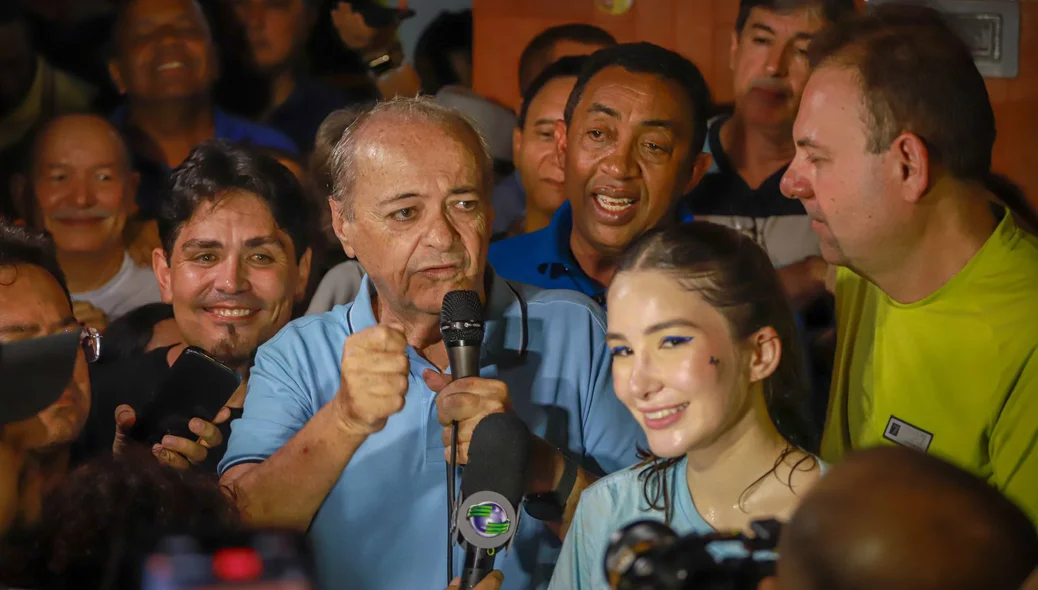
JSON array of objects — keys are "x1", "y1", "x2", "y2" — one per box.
[
  {"x1": 71, "y1": 252, "x2": 162, "y2": 320},
  {"x1": 305, "y1": 259, "x2": 366, "y2": 315}
]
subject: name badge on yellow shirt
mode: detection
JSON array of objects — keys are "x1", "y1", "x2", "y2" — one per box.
[{"x1": 883, "y1": 416, "x2": 933, "y2": 452}]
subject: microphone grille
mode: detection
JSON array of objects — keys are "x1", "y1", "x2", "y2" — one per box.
[
  {"x1": 441, "y1": 290, "x2": 484, "y2": 343},
  {"x1": 461, "y1": 413, "x2": 530, "y2": 508}
]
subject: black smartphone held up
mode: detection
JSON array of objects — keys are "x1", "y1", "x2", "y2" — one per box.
[
  {"x1": 131, "y1": 347, "x2": 242, "y2": 446},
  {"x1": 141, "y1": 531, "x2": 315, "y2": 590}
]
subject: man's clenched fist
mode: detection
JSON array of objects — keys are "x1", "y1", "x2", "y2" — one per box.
[{"x1": 334, "y1": 325, "x2": 410, "y2": 436}]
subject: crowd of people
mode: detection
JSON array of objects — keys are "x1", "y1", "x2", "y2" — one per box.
[{"x1": 1, "y1": 0, "x2": 1037, "y2": 589}]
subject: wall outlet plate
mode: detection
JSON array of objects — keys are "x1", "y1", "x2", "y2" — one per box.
[{"x1": 867, "y1": 0, "x2": 1020, "y2": 78}]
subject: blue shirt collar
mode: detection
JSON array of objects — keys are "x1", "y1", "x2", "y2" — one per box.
[
  {"x1": 345, "y1": 266, "x2": 528, "y2": 362},
  {"x1": 539, "y1": 201, "x2": 607, "y2": 302},
  {"x1": 535, "y1": 199, "x2": 693, "y2": 304}
]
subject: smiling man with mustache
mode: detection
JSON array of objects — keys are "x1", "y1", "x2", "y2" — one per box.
[
  {"x1": 107, "y1": 0, "x2": 297, "y2": 219},
  {"x1": 489, "y1": 43, "x2": 713, "y2": 306},
  {"x1": 684, "y1": 0, "x2": 855, "y2": 311},
  {"x1": 22, "y1": 114, "x2": 162, "y2": 330}
]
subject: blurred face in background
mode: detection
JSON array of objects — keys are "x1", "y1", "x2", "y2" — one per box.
[
  {"x1": 0, "y1": 265, "x2": 91, "y2": 452},
  {"x1": 513, "y1": 76, "x2": 576, "y2": 227},
  {"x1": 109, "y1": 0, "x2": 217, "y2": 102},
  {"x1": 153, "y1": 191, "x2": 310, "y2": 367},
  {"x1": 31, "y1": 115, "x2": 138, "y2": 257},
  {"x1": 730, "y1": 6, "x2": 826, "y2": 131},
  {"x1": 231, "y1": 0, "x2": 312, "y2": 73},
  {"x1": 521, "y1": 38, "x2": 611, "y2": 93}
]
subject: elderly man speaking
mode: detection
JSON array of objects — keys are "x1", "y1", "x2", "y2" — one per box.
[{"x1": 219, "y1": 97, "x2": 642, "y2": 590}]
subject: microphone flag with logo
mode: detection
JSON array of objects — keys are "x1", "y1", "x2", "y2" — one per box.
[{"x1": 455, "y1": 412, "x2": 531, "y2": 590}]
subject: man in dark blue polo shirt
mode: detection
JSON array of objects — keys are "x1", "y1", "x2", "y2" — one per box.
[
  {"x1": 108, "y1": 0, "x2": 298, "y2": 219},
  {"x1": 488, "y1": 43, "x2": 713, "y2": 305}
]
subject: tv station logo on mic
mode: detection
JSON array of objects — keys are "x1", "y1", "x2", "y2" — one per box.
[
  {"x1": 467, "y1": 501, "x2": 511, "y2": 538},
  {"x1": 457, "y1": 491, "x2": 519, "y2": 550}
]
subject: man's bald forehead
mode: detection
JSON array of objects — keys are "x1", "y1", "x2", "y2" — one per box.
[
  {"x1": 334, "y1": 105, "x2": 493, "y2": 207},
  {"x1": 352, "y1": 112, "x2": 483, "y2": 163},
  {"x1": 32, "y1": 115, "x2": 133, "y2": 173}
]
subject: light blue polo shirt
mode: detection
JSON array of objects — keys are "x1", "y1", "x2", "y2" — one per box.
[{"x1": 219, "y1": 268, "x2": 645, "y2": 590}]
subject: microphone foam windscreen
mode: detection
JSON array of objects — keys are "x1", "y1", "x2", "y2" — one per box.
[
  {"x1": 441, "y1": 290, "x2": 484, "y2": 344},
  {"x1": 461, "y1": 413, "x2": 530, "y2": 508}
]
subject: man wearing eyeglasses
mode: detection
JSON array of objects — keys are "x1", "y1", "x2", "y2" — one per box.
[{"x1": 0, "y1": 222, "x2": 96, "y2": 537}]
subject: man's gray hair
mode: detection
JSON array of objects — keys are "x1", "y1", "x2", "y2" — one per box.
[{"x1": 330, "y1": 96, "x2": 494, "y2": 220}]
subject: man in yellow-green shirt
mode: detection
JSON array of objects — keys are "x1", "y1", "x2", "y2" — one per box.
[{"x1": 780, "y1": 5, "x2": 1038, "y2": 522}]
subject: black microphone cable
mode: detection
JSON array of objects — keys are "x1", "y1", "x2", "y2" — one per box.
[{"x1": 447, "y1": 422, "x2": 458, "y2": 585}]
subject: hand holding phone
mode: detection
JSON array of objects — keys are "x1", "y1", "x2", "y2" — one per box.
[
  {"x1": 126, "y1": 348, "x2": 242, "y2": 468},
  {"x1": 115, "y1": 404, "x2": 230, "y2": 470}
]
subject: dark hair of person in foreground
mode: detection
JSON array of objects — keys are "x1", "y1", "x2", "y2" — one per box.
[{"x1": 14, "y1": 448, "x2": 240, "y2": 590}]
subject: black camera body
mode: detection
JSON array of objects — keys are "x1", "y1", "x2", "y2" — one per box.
[{"x1": 604, "y1": 518, "x2": 783, "y2": 590}]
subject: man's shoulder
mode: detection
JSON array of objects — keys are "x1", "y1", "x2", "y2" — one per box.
[
  {"x1": 574, "y1": 464, "x2": 648, "y2": 522},
  {"x1": 258, "y1": 308, "x2": 352, "y2": 356},
  {"x1": 490, "y1": 226, "x2": 554, "y2": 261},
  {"x1": 507, "y1": 279, "x2": 606, "y2": 329},
  {"x1": 488, "y1": 229, "x2": 558, "y2": 285}
]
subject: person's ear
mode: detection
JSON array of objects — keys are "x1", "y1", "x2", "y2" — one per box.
[
  {"x1": 747, "y1": 325, "x2": 782, "y2": 384},
  {"x1": 683, "y1": 152, "x2": 713, "y2": 193},
  {"x1": 730, "y1": 30, "x2": 740, "y2": 71},
  {"x1": 329, "y1": 197, "x2": 356, "y2": 258},
  {"x1": 553, "y1": 119, "x2": 568, "y2": 171},
  {"x1": 512, "y1": 126, "x2": 522, "y2": 163},
  {"x1": 108, "y1": 60, "x2": 127, "y2": 95},
  {"x1": 294, "y1": 247, "x2": 313, "y2": 301},
  {"x1": 890, "y1": 132, "x2": 930, "y2": 204},
  {"x1": 152, "y1": 247, "x2": 174, "y2": 304}
]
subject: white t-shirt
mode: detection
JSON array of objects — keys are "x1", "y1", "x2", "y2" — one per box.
[{"x1": 71, "y1": 252, "x2": 162, "y2": 320}]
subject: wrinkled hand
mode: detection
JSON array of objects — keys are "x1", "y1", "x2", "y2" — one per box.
[
  {"x1": 425, "y1": 371, "x2": 511, "y2": 465},
  {"x1": 331, "y1": 1, "x2": 377, "y2": 51},
  {"x1": 446, "y1": 571, "x2": 504, "y2": 590},
  {"x1": 113, "y1": 404, "x2": 231, "y2": 470},
  {"x1": 334, "y1": 324, "x2": 410, "y2": 436},
  {"x1": 73, "y1": 300, "x2": 108, "y2": 332}
]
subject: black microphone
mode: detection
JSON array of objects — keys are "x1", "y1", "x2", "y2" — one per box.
[
  {"x1": 456, "y1": 413, "x2": 531, "y2": 590},
  {"x1": 441, "y1": 290, "x2": 485, "y2": 584},
  {"x1": 441, "y1": 290, "x2": 484, "y2": 380}
]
